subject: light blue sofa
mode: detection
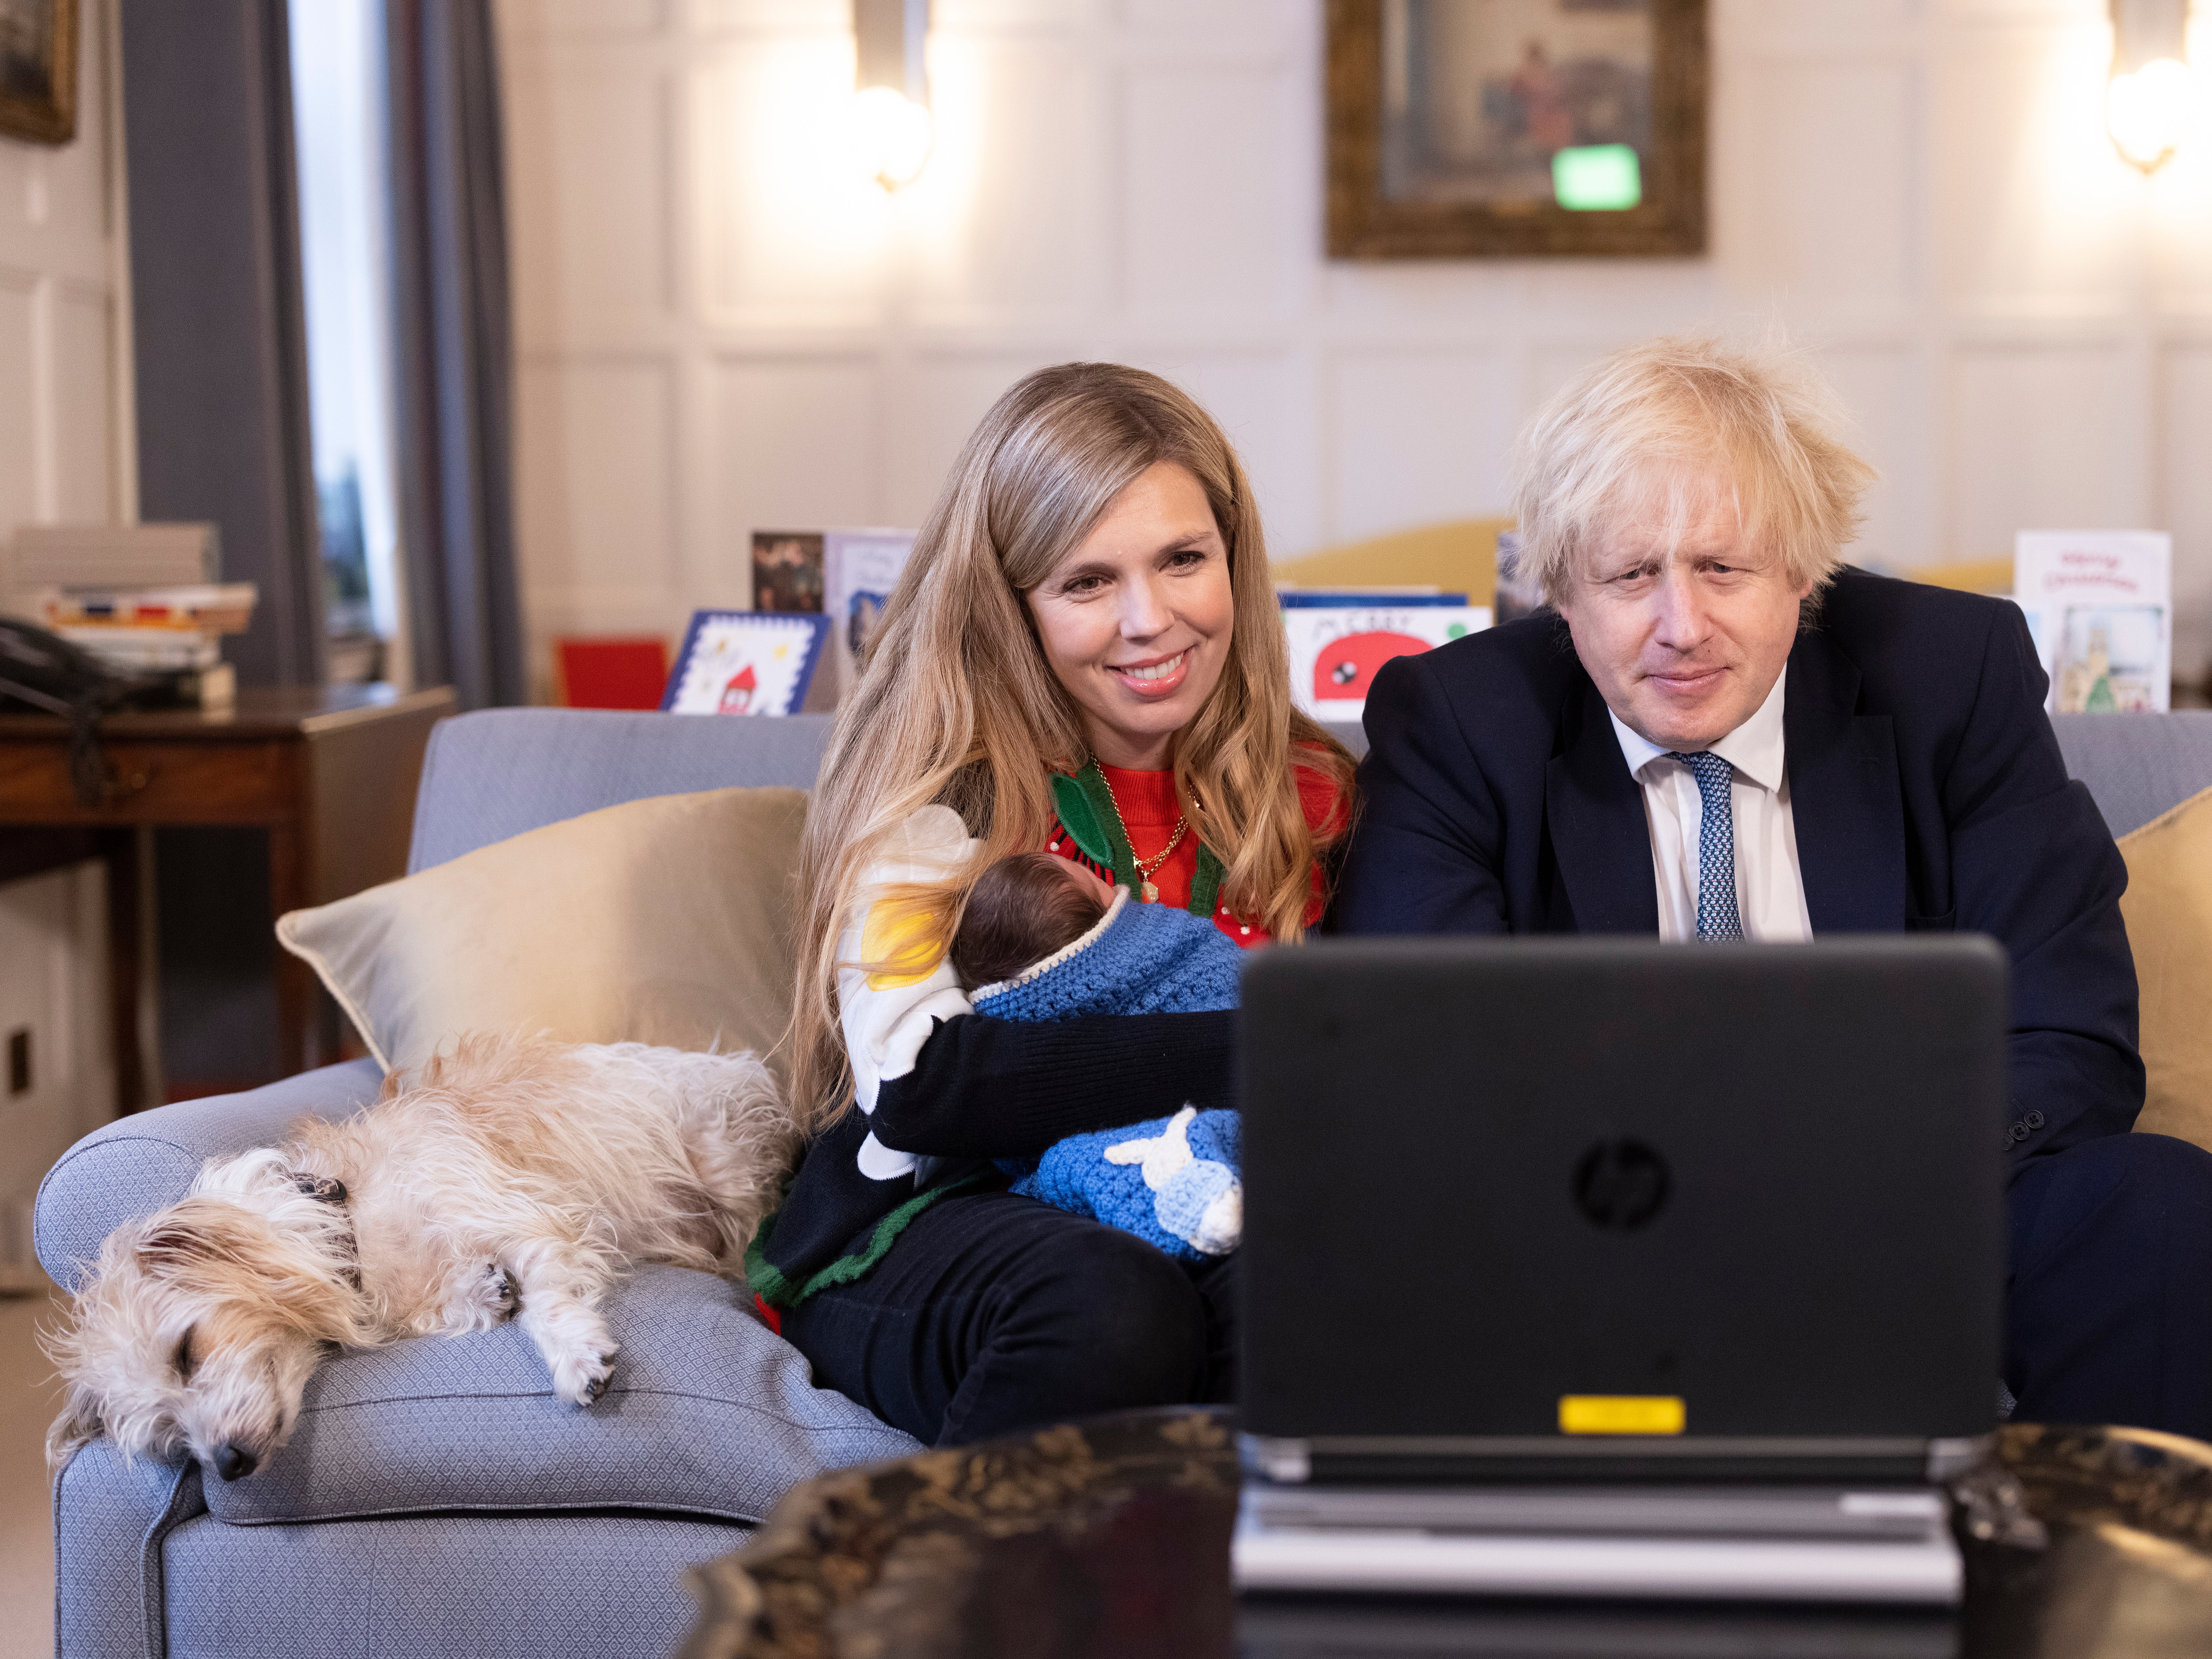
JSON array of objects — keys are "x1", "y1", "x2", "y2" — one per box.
[
  {"x1": 37, "y1": 704, "x2": 2212, "y2": 1656},
  {"x1": 40, "y1": 711, "x2": 897, "y2": 1659}
]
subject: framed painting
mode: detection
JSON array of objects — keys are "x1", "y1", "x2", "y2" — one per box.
[
  {"x1": 1327, "y1": 0, "x2": 1706, "y2": 259},
  {"x1": 0, "y1": 0, "x2": 75, "y2": 147}
]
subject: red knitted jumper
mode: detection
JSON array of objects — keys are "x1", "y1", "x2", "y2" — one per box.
[{"x1": 1043, "y1": 758, "x2": 1345, "y2": 945}]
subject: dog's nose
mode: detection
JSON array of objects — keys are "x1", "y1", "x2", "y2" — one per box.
[{"x1": 213, "y1": 1443, "x2": 257, "y2": 1481}]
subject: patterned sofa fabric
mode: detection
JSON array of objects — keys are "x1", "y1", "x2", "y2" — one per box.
[
  {"x1": 161, "y1": 1511, "x2": 742, "y2": 1659},
  {"x1": 49, "y1": 1439, "x2": 205, "y2": 1658},
  {"x1": 201, "y1": 1264, "x2": 920, "y2": 1526}
]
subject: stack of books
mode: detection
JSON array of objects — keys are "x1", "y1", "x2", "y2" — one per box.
[
  {"x1": 6, "y1": 524, "x2": 246, "y2": 707},
  {"x1": 10, "y1": 522, "x2": 221, "y2": 589},
  {"x1": 41, "y1": 582, "x2": 256, "y2": 700}
]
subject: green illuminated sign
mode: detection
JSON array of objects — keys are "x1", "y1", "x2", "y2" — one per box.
[{"x1": 1552, "y1": 145, "x2": 1642, "y2": 211}]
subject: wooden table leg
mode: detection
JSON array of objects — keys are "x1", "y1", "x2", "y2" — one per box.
[
  {"x1": 92, "y1": 825, "x2": 162, "y2": 1113},
  {"x1": 268, "y1": 817, "x2": 319, "y2": 1077}
]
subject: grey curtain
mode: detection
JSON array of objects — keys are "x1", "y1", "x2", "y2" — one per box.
[
  {"x1": 386, "y1": 0, "x2": 524, "y2": 709},
  {"x1": 123, "y1": 0, "x2": 327, "y2": 688}
]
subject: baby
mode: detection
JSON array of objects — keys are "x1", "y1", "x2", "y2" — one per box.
[
  {"x1": 947, "y1": 851, "x2": 1245, "y2": 1259},
  {"x1": 949, "y1": 851, "x2": 1119, "y2": 993}
]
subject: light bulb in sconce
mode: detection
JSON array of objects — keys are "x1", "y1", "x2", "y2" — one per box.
[
  {"x1": 2109, "y1": 57, "x2": 2196, "y2": 171},
  {"x1": 851, "y1": 85, "x2": 932, "y2": 191},
  {"x1": 2107, "y1": 0, "x2": 2197, "y2": 173},
  {"x1": 853, "y1": 0, "x2": 930, "y2": 191}
]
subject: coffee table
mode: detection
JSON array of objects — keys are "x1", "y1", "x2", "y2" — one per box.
[{"x1": 680, "y1": 1412, "x2": 2212, "y2": 1659}]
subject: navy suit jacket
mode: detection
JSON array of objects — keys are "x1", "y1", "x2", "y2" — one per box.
[{"x1": 1334, "y1": 566, "x2": 2144, "y2": 1169}]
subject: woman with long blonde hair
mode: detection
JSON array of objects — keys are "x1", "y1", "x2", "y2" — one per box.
[{"x1": 747, "y1": 363, "x2": 1353, "y2": 1445}]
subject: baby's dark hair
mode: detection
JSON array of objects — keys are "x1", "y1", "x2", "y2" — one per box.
[{"x1": 951, "y1": 853, "x2": 1108, "y2": 992}]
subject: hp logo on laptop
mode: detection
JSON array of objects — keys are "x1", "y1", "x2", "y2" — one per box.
[{"x1": 1572, "y1": 1139, "x2": 1669, "y2": 1230}]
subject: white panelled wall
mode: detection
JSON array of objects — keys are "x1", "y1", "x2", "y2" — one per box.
[
  {"x1": 0, "y1": 0, "x2": 125, "y2": 544},
  {"x1": 0, "y1": 0, "x2": 125, "y2": 1268},
  {"x1": 499, "y1": 0, "x2": 2212, "y2": 696}
]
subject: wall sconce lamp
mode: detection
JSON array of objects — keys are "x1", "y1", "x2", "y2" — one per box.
[
  {"x1": 853, "y1": 0, "x2": 931, "y2": 191},
  {"x1": 2108, "y1": 0, "x2": 2197, "y2": 173}
]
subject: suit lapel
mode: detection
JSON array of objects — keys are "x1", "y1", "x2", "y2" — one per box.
[
  {"x1": 1785, "y1": 631, "x2": 1906, "y2": 934},
  {"x1": 1545, "y1": 676, "x2": 1661, "y2": 935}
]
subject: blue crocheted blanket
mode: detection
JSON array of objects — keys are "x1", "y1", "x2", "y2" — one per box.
[
  {"x1": 972, "y1": 888, "x2": 1243, "y2": 1018},
  {"x1": 976, "y1": 892, "x2": 1245, "y2": 1261}
]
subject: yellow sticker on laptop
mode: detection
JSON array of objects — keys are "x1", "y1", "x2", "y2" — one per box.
[{"x1": 1558, "y1": 1395, "x2": 1686, "y2": 1435}]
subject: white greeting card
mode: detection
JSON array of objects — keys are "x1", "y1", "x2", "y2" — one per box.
[
  {"x1": 2013, "y1": 531, "x2": 2173, "y2": 714},
  {"x1": 662, "y1": 611, "x2": 830, "y2": 716},
  {"x1": 1279, "y1": 595, "x2": 1491, "y2": 721},
  {"x1": 823, "y1": 529, "x2": 916, "y2": 698}
]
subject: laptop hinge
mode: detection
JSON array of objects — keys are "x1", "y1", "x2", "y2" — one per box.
[
  {"x1": 1925, "y1": 1436, "x2": 1991, "y2": 1482},
  {"x1": 1242, "y1": 1433, "x2": 1975, "y2": 1487},
  {"x1": 1243, "y1": 1436, "x2": 1312, "y2": 1484}
]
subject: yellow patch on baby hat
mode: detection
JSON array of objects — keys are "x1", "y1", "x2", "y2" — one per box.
[
  {"x1": 1558, "y1": 1395, "x2": 1686, "y2": 1436},
  {"x1": 861, "y1": 896, "x2": 947, "y2": 990}
]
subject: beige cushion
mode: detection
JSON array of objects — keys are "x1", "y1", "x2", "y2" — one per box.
[
  {"x1": 2119, "y1": 783, "x2": 2212, "y2": 1153},
  {"x1": 277, "y1": 787, "x2": 807, "y2": 1082}
]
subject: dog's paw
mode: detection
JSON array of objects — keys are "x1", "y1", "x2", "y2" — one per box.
[
  {"x1": 552, "y1": 1345, "x2": 620, "y2": 1407},
  {"x1": 579, "y1": 1355, "x2": 615, "y2": 1406},
  {"x1": 452, "y1": 1263, "x2": 520, "y2": 1329}
]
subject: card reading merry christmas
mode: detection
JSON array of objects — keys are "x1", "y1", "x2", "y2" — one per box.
[{"x1": 2014, "y1": 531, "x2": 2173, "y2": 714}]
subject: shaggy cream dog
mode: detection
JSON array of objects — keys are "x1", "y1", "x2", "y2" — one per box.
[{"x1": 46, "y1": 1035, "x2": 796, "y2": 1481}]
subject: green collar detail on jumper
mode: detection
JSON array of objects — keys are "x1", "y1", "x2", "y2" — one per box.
[
  {"x1": 1050, "y1": 761, "x2": 1223, "y2": 920},
  {"x1": 745, "y1": 1169, "x2": 995, "y2": 1310},
  {"x1": 1049, "y1": 766, "x2": 1121, "y2": 873}
]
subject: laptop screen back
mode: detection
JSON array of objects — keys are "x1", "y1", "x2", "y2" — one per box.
[{"x1": 1237, "y1": 938, "x2": 2006, "y2": 1452}]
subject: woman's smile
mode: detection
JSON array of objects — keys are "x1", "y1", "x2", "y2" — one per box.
[{"x1": 1109, "y1": 648, "x2": 1191, "y2": 695}]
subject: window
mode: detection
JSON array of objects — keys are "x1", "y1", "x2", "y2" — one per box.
[{"x1": 289, "y1": 0, "x2": 404, "y2": 685}]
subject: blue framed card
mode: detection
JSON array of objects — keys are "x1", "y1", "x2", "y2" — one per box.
[{"x1": 661, "y1": 610, "x2": 831, "y2": 715}]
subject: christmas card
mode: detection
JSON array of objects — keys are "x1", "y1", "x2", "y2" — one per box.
[
  {"x1": 1278, "y1": 593, "x2": 1491, "y2": 722},
  {"x1": 2013, "y1": 531, "x2": 2173, "y2": 714},
  {"x1": 662, "y1": 611, "x2": 830, "y2": 716},
  {"x1": 824, "y1": 528, "x2": 916, "y2": 699}
]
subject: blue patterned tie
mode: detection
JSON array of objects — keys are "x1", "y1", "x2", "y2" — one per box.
[{"x1": 1666, "y1": 750, "x2": 1743, "y2": 942}]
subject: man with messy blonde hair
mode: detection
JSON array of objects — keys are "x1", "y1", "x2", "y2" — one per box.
[
  {"x1": 1339, "y1": 333, "x2": 2212, "y2": 1439},
  {"x1": 1509, "y1": 332, "x2": 1871, "y2": 614}
]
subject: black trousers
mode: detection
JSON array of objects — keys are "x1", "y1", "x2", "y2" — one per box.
[
  {"x1": 786, "y1": 1132, "x2": 2212, "y2": 1448},
  {"x1": 781, "y1": 1189, "x2": 1239, "y2": 1446},
  {"x1": 2006, "y1": 1131, "x2": 2212, "y2": 1436}
]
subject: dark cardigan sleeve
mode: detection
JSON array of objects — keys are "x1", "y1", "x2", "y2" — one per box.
[{"x1": 867, "y1": 1010, "x2": 1236, "y2": 1160}]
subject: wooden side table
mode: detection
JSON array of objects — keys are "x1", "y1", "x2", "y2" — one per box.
[{"x1": 0, "y1": 684, "x2": 455, "y2": 1108}]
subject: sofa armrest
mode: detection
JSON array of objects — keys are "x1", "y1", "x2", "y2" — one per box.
[
  {"x1": 34, "y1": 1059, "x2": 384, "y2": 1289},
  {"x1": 53, "y1": 1440, "x2": 206, "y2": 1659}
]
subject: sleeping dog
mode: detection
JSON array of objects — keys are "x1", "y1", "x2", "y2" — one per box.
[{"x1": 45, "y1": 1035, "x2": 795, "y2": 1480}]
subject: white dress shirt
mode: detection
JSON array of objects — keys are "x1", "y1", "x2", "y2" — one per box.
[{"x1": 1606, "y1": 674, "x2": 1813, "y2": 943}]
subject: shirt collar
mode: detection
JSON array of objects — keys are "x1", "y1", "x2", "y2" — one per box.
[{"x1": 1606, "y1": 670, "x2": 1789, "y2": 795}]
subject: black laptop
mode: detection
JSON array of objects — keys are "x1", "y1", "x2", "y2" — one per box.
[{"x1": 1232, "y1": 938, "x2": 2007, "y2": 1602}]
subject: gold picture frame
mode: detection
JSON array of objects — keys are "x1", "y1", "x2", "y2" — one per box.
[
  {"x1": 1327, "y1": 0, "x2": 1707, "y2": 259},
  {"x1": 0, "y1": 0, "x2": 76, "y2": 147}
]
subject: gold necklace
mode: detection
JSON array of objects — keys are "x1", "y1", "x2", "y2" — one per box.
[{"x1": 1100, "y1": 771, "x2": 1186, "y2": 904}]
